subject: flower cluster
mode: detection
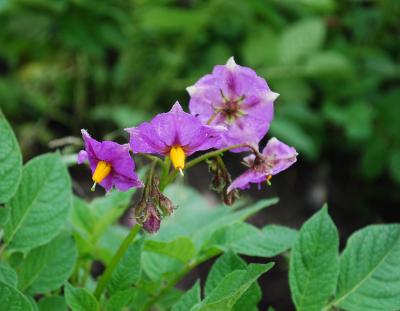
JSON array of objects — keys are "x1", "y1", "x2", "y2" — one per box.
[{"x1": 78, "y1": 57, "x2": 297, "y2": 233}]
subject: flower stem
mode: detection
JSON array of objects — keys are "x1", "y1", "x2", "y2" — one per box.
[
  {"x1": 161, "y1": 143, "x2": 249, "y2": 189},
  {"x1": 93, "y1": 223, "x2": 141, "y2": 299}
]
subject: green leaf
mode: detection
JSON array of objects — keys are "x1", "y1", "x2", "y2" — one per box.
[
  {"x1": 0, "y1": 112, "x2": 22, "y2": 203},
  {"x1": 38, "y1": 296, "x2": 67, "y2": 311},
  {"x1": 107, "y1": 238, "x2": 143, "y2": 295},
  {"x1": 289, "y1": 207, "x2": 339, "y2": 311},
  {"x1": 172, "y1": 281, "x2": 201, "y2": 311},
  {"x1": 105, "y1": 288, "x2": 136, "y2": 311},
  {"x1": 90, "y1": 189, "x2": 135, "y2": 242},
  {"x1": 0, "y1": 281, "x2": 32, "y2": 311},
  {"x1": 205, "y1": 251, "x2": 261, "y2": 311},
  {"x1": 96, "y1": 225, "x2": 130, "y2": 264},
  {"x1": 64, "y1": 282, "x2": 99, "y2": 311},
  {"x1": 205, "y1": 251, "x2": 246, "y2": 296},
  {"x1": 4, "y1": 153, "x2": 72, "y2": 252},
  {"x1": 192, "y1": 263, "x2": 274, "y2": 311},
  {"x1": 0, "y1": 263, "x2": 17, "y2": 287},
  {"x1": 332, "y1": 224, "x2": 400, "y2": 311},
  {"x1": 0, "y1": 207, "x2": 10, "y2": 228},
  {"x1": 18, "y1": 232, "x2": 77, "y2": 294},
  {"x1": 205, "y1": 223, "x2": 297, "y2": 257},
  {"x1": 144, "y1": 237, "x2": 197, "y2": 263},
  {"x1": 279, "y1": 18, "x2": 326, "y2": 64},
  {"x1": 305, "y1": 52, "x2": 352, "y2": 78}
]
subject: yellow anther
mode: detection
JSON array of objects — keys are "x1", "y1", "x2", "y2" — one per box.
[
  {"x1": 169, "y1": 146, "x2": 186, "y2": 172},
  {"x1": 266, "y1": 175, "x2": 272, "y2": 186},
  {"x1": 92, "y1": 161, "x2": 112, "y2": 184}
]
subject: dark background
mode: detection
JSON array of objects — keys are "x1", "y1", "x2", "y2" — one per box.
[{"x1": 1, "y1": 0, "x2": 400, "y2": 309}]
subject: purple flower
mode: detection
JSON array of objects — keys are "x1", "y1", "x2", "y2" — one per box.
[
  {"x1": 78, "y1": 130, "x2": 143, "y2": 192},
  {"x1": 187, "y1": 57, "x2": 279, "y2": 151},
  {"x1": 126, "y1": 102, "x2": 220, "y2": 173},
  {"x1": 227, "y1": 138, "x2": 297, "y2": 192}
]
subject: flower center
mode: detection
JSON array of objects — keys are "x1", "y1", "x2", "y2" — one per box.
[
  {"x1": 210, "y1": 89, "x2": 247, "y2": 125},
  {"x1": 92, "y1": 161, "x2": 112, "y2": 184},
  {"x1": 169, "y1": 146, "x2": 186, "y2": 174}
]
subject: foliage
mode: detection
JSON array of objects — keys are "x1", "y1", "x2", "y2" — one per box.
[{"x1": 1, "y1": 113, "x2": 400, "y2": 310}]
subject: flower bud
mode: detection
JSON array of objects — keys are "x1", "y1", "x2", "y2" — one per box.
[
  {"x1": 151, "y1": 176, "x2": 175, "y2": 216},
  {"x1": 207, "y1": 157, "x2": 238, "y2": 205},
  {"x1": 142, "y1": 203, "x2": 161, "y2": 234},
  {"x1": 158, "y1": 193, "x2": 175, "y2": 216}
]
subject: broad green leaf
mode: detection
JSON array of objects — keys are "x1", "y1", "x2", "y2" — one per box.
[
  {"x1": 172, "y1": 281, "x2": 200, "y2": 311},
  {"x1": 4, "y1": 153, "x2": 71, "y2": 252},
  {"x1": 142, "y1": 252, "x2": 184, "y2": 281},
  {"x1": 0, "y1": 206, "x2": 10, "y2": 228},
  {"x1": 38, "y1": 296, "x2": 67, "y2": 311},
  {"x1": 333, "y1": 224, "x2": 400, "y2": 311},
  {"x1": 0, "y1": 281, "x2": 32, "y2": 311},
  {"x1": 289, "y1": 207, "x2": 339, "y2": 311},
  {"x1": 305, "y1": 52, "x2": 352, "y2": 78},
  {"x1": 205, "y1": 223, "x2": 297, "y2": 257},
  {"x1": 64, "y1": 282, "x2": 99, "y2": 311},
  {"x1": 96, "y1": 225, "x2": 130, "y2": 264},
  {"x1": 90, "y1": 189, "x2": 135, "y2": 241},
  {"x1": 0, "y1": 112, "x2": 22, "y2": 204},
  {"x1": 105, "y1": 288, "x2": 136, "y2": 311},
  {"x1": 159, "y1": 185, "x2": 277, "y2": 247},
  {"x1": 144, "y1": 237, "x2": 197, "y2": 263},
  {"x1": 27, "y1": 297, "x2": 39, "y2": 311},
  {"x1": 191, "y1": 198, "x2": 278, "y2": 250},
  {"x1": 204, "y1": 251, "x2": 261, "y2": 311},
  {"x1": 0, "y1": 263, "x2": 17, "y2": 287},
  {"x1": 107, "y1": 237, "x2": 143, "y2": 295},
  {"x1": 70, "y1": 197, "x2": 96, "y2": 237},
  {"x1": 18, "y1": 232, "x2": 77, "y2": 294},
  {"x1": 157, "y1": 287, "x2": 184, "y2": 310},
  {"x1": 205, "y1": 251, "x2": 246, "y2": 296},
  {"x1": 279, "y1": 18, "x2": 326, "y2": 64},
  {"x1": 192, "y1": 263, "x2": 274, "y2": 311}
]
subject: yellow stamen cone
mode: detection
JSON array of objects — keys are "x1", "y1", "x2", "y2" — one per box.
[
  {"x1": 266, "y1": 175, "x2": 272, "y2": 186},
  {"x1": 92, "y1": 161, "x2": 112, "y2": 184},
  {"x1": 169, "y1": 146, "x2": 186, "y2": 172}
]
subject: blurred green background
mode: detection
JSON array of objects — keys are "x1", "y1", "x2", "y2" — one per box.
[{"x1": 1, "y1": 0, "x2": 400, "y2": 209}]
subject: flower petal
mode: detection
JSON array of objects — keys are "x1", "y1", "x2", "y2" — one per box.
[{"x1": 227, "y1": 170, "x2": 266, "y2": 193}]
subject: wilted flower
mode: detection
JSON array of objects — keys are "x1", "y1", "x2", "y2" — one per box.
[
  {"x1": 187, "y1": 57, "x2": 279, "y2": 151},
  {"x1": 126, "y1": 102, "x2": 220, "y2": 174},
  {"x1": 142, "y1": 203, "x2": 161, "y2": 234},
  {"x1": 227, "y1": 138, "x2": 297, "y2": 192},
  {"x1": 207, "y1": 157, "x2": 239, "y2": 205},
  {"x1": 151, "y1": 177, "x2": 175, "y2": 216},
  {"x1": 77, "y1": 130, "x2": 143, "y2": 192}
]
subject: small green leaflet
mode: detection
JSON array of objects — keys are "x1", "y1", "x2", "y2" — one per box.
[
  {"x1": 64, "y1": 282, "x2": 99, "y2": 311},
  {"x1": 289, "y1": 207, "x2": 339, "y2": 311},
  {"x1": 0, "y1": 112, "x2": 22, "y2": 204}
]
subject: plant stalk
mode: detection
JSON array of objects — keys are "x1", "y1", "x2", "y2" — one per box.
[{"x1": 93, "y1": 224, "x2": 141, "y2": 299}]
